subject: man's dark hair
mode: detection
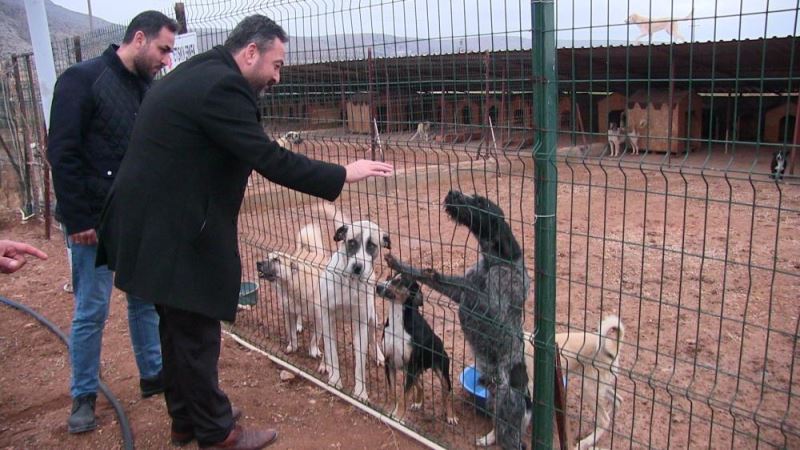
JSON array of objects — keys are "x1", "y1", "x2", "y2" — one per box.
[
  {"x1": 122, "y1": 11, "x2": 179, "y2": 44},
  {"x1": 223, "y1": 15, "x2": 289, "y2": 53}
]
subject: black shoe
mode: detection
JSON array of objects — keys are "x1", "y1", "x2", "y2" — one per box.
[
  {"x1": 140, "y1": 370, "x2": 165, "y2": 398},
  {"x1": 67, "y1": 394, "x2": 97, "y2": 434}
]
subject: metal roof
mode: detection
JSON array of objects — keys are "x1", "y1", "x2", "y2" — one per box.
[{"x1": 275, "y1": 36, "x2": 799, "y2": 95}]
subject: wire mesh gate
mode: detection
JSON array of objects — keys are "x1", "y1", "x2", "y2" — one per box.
[{"x1": 49, "y1": 1, "x2": 800, "y2": 448}]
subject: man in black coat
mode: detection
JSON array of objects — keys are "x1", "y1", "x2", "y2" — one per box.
[
  {"x1": 97, "y1": 15, "x2": 392, "y2": 449},
  {"x1": 47, "y1": 10, "x2": 178, "y2": 434}
]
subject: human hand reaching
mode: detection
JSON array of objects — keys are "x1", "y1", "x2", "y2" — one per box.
[
  {"x1": 344, "y1": 160, "x2": 394, "y2": 183},
  {"x1": 0, "y1": 240, "x2": 48, "y2": 274}
]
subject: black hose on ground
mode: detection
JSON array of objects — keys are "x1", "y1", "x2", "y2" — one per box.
[{"x1": 0, "y1": 295, "x2": 135, "y2": 450}]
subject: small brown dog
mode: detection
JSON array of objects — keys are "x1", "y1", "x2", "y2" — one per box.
[{"x1": 626, "y1": 10, "x2": 692, "y2": 43}]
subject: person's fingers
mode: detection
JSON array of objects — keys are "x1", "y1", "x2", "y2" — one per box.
[
  {"x1": 371, "y1": 162, "x2": 393, "y2": 174},
  {"x1": 0, "y1": 257, "x2": 24, "y2": 274},
  {"x1": 16, "y1": 243, "x2": 48, "y2": 260}
]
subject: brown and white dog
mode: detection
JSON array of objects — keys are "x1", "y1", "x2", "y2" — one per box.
[
  {"x1": 626, "y1": 10, "x2": 693, "y2": 43},
  {"x1": 410, "y1": 121, "x2": 432, "y2": 142},
  {"x1": 257, "y1": 220, "x2": 327, "y2": 356},
  {"x1": 479, "y1": 315, "x2": 625, "y2": 449}
]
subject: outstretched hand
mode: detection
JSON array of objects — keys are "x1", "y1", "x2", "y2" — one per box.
[
  {"x1": 344, "y1": 160, "x2": 393, "y2": 183},
  {"x1": 0, "y1": 240, "x2": 48, "y2": 274}
]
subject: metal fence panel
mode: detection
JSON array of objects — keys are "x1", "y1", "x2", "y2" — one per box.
[{"x1": 42, "y1": 1, "x2": 800, "y2": 448}]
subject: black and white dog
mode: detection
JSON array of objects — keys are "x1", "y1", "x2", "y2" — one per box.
[
  {"x1": 376, "y1": 273, "x2": 458, "y2": 425},
  {"x1": 771, "y1": 150, "x2": 786, "y2": 181},
  {"x1": 386, "y1": 190, "x2": 531, "y2": 449}
]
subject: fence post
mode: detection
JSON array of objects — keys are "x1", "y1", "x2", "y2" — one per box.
[
  {"x1": 174, "y1": 2, "x2": 188, "y2": 34},
  {"x1": 11, "y1": 54, "x2": 34, "y2": 217},
  {"x1": 72, "y1": 36, "x2": 82, "y2": 63},
  {"x1": 531, "y1": 1, "x2": 558, "y2": 449},
  {"x1": 23, "y1": 55, "x2": 51, "y2": 239}
]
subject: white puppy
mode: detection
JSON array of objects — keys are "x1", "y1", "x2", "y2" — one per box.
[{"x1": 318, "y1": 208, "x2": 389, "y2": 402}]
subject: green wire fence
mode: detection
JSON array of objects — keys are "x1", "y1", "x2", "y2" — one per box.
[{"x1": 41, "y1": 1, "x2": 800, "y2": 448}]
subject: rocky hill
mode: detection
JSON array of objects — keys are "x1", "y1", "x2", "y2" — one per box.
[{"x1": 0, "y1": 0, "x2": 115, "y2": 59}]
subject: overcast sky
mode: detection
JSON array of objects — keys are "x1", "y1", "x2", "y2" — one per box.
[
  {"x1": 49, "y1": 0, "x2": 798, "y2": 44},
  {"x1": 50, "y1": 0, "x2": 175, "y2": 25}
]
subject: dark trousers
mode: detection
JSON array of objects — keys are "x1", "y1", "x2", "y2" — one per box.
[{"x1": 156, "y1": 305, "x2": 234, "y2": 446}]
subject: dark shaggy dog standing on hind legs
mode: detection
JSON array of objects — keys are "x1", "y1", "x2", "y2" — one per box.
[{"x1": 386, "y1": 190, "x2": 531, "y2": 449}]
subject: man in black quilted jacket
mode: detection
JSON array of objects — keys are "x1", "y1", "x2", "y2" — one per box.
[{"x1": 47, "y1": 10, "x2": 178, "y2": 435}]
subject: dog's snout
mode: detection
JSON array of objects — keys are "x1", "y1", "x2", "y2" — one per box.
[
  {"x1": 375, "y1": 281, "x2": 394, "y2": 300},
  {"x1": 352, "y1": 263, "x2": 363, "y2": 275}
]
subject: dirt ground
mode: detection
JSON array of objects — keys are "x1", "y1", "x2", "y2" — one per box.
[{"x1": 0, "y1": 211, "x2": 425, "y2": 450}]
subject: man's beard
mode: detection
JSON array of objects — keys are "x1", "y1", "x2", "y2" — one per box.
[{"x1": 133, "y1": 52, "x2": 155, "y2": 81}]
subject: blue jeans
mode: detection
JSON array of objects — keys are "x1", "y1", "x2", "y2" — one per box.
[{"x1": 68, "y1": 239, "x2": 162, "y2": 398}]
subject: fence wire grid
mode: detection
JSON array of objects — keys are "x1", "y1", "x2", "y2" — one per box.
[{"x1": 45, "y1": 1, "x2": 800, "y2": 449}]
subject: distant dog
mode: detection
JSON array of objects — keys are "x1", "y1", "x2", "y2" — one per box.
[
  {"x1": 386, "y1": 190, "x2": 530, "y2": 450},
  {"x1": 626, "y1": 10, "x2": 693, "y2": 43},
  {"x1": 410, "y1": 121, "x2": 432, "y2": 142},
  {"x1": 771, "y1": 150, "x2": 786, "y2": 180},
  {"x1": 624, "y1": 119, "x2": 647, "y2": 155},
  {"x1": 376, "y1": 273, "x2": 458, "y2": 425},
  {"x1": 276, "y1": 130, "x2": 303, "y2": 149},
  {"x1": 607, "y1": 123, "x2": 624, "y2": 157},
  {"x1": 257, "y1": 222, "x2": 326, "y2": 356},
  {"x1": 318, "y1": 206, "x2": 390, "y2": 402},
  {"x1": 480, "y1": 316, "x2": 625, "y2": 449}
]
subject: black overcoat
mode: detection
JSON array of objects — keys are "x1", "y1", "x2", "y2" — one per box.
[{"x1": 97, "y1": 46, "x2": 346, "y2": 321}]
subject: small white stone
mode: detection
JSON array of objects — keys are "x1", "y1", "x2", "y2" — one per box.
[{"x1": 279, "y1": 370, "x2": 296, "y2": 381}]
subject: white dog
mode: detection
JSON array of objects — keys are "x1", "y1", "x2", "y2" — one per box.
[
  {"x1": 625, "y1": 119, "x2": 647, "y2": 155},
  {"x1": 318, "y1": 206, "x2": 389, "y2": 402},
  {"x1": 626, "y1": 10, "x2": 693, "y2": 43}
]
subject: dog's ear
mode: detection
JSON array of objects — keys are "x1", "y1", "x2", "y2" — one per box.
[
  {"x1": 334, "y1": 225, "x2": 348, "y2": 242},
  {"x1": 381, "y1": 233, "x2": 391, "y2": 249}
]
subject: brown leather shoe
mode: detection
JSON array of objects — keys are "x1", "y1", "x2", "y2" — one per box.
[
  {"x1": 201, "y1": 425, "x2": 278, "y2": 450},
  {"x1": 171, "y1": 406, "x2": 243, "y2": 446}
]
